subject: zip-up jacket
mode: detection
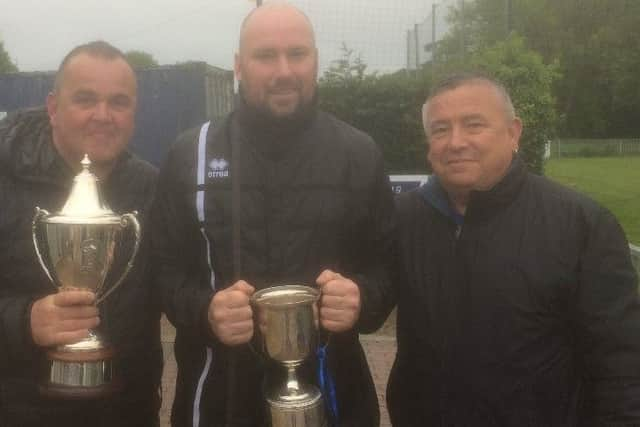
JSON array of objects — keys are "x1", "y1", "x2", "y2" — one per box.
[
  {"x1": 0, "y1": 108, "x2": 163, "y2": 427},
  {"x1": 388, "y1": 156, "x2": 640, "y2": 426},
  {"x1": 151, "y1": 107, "x2": 395, "y2": 427}
]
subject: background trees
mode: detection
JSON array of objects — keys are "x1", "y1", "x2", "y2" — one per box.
[
  {"x1": 0, "y1": 40, "x2": 18, "y2": 73},
  {"x1": 318, "y1": 0, "x2": 638, "y2": 174},
  {"x1": 460, "y1": 35, "x2": 559, "y2": 174},
  {"x1": 124, "y1": 50, "x2": 159, "y2": 69},
  {"x1": 439, "y1": 0, "x2": 640, "y2": 138},
  {"x1": 319, "y1": 46, "x2": 429, "y2": 173}
]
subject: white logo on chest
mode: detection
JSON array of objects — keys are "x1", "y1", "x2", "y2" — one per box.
[{"x1": 208, "y1": 158, "x2": 229, "y2": 178}]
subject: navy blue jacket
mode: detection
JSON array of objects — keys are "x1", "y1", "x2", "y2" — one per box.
[{"x1": 389, "y1": 156, "x2": 640, "y2": 426}]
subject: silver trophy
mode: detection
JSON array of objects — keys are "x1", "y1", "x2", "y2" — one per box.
[
  {"x1": 252, "y1": 284, "x2": 328, "y2": 427},
  {"x1": 32, "y1": 155, "x2": 141, "y2": 398}
]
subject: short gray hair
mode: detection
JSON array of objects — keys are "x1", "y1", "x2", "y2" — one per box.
[{"x1": 423, "y1": 72, "x2": 516, "y2": 123}]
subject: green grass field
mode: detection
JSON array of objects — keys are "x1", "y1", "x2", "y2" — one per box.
[{"x1": 545, "y1": 157, "x2": 640, "y2": 245}]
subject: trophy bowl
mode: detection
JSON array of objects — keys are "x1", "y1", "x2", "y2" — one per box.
[
  {"x1": 31, "y1": 155, "x2": 140, "y2": 399},
  {"x1": 252, "y1": 284, "x2": 320, "y2": 364},
  {"x1": 35, "y1": 216, "x2": 122, "y2": 297}
]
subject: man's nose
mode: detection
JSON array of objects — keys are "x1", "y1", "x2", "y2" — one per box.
[
  {"x1": 275, "y1": 55, "x2": 294, "y2": 78},
  {"x1": 448, "y1": 126, "x2": 468, "y2": 149},
  {"x1": 92, "y1": 102, "x2": 112, "y2": 121}
]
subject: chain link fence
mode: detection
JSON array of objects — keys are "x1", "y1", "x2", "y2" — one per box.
[
  {"x1": 546, "y1": 139, "x2": 640, "y2": 159},
  {"x1": 406, "y1": 0, "x2": 458, "y2": 70},
  {"x1": 284, "y1": 0, "x2": 433, "y2": 74}
]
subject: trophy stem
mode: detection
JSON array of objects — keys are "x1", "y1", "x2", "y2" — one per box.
[{"x1": 285, "y1": 364, "x2": 301, "y2": 395}]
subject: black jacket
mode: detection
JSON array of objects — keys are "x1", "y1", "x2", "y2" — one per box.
[
  {"x1": 388, "y1": 156, "x2": 640, "y2": 426},
  {"x1": 151, "y1": 107, "x2": 395, "y2": 427},
  {"x1": 0, "y1": 108, "x2": 163, "y2": 427}
]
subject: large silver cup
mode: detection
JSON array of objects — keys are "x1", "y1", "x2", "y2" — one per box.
[
  {"x1": 31, "y1": 155, "x2": 141, "y2": 398},
  {"x1": 252, "y1": 285, "x2": 328, "y2": 427}
]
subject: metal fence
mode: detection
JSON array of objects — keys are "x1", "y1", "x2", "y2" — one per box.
[
  {"x1": 406, "y1": 0, "x2": 456, "y2": 70},
  {"x1": 631, "y1": 244, "x2": 640, "y2": 276},
  {"x1": 547, "y1": 139, "x2": 640, "y2": 159}
]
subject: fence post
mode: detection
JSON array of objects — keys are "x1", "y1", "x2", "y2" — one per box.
[
  {"x1": 630, "y1": 244, "x2": 640, "y2": 277},
  {"x1": 557, "y1": 140, "x2": 561, "y2": 158},
  {"x1": 415, "y1": 23, "x2": 420, "y2": 78}
]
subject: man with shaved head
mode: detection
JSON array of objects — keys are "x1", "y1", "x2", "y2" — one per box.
[
  {"x1": 0, "y1": 41, "x2": 162, "y2": 426},
  {"x1": 152, "y1": 1, "x2": 394, "y2": 426}
]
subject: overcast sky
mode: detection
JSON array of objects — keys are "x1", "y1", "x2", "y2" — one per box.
[{"x1": 0, "y1": 0, "x2": 435, "y2": 75}]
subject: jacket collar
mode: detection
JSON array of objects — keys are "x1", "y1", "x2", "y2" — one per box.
[
  {"x1": 418, "y1": 175, "x2": 465, "y2": 225},
  {"x1": 419, "y1": 154, "x2": 527, "y2": 224}
]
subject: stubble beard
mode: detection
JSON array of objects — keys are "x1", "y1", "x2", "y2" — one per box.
[{"x1": 238, "y1": 83, "x2": 318, "y2": 128}]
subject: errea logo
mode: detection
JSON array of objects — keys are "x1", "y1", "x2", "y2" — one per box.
[{"x1": 208, "y1": 158, "x2": 229, "y2": 178}]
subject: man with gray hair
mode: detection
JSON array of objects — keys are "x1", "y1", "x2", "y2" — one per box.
[{"x1": 387, "y1": 72, "x2": 640, "y2": 426}]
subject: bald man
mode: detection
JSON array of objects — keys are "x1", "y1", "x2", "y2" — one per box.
[{"x1": 152, "y1": 2, "x2": 395, "y2": 426}]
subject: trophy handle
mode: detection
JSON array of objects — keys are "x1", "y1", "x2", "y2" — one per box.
[
  {"x1": 96, "y1": 212, "x2": 141, "y2": 305},
  {"x1": 32, "y1": 207, "x2": 56, "y2": 289}
]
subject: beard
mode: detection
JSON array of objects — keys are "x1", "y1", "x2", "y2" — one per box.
[{"x1": 237, "y1": 83, "x2": 318, "y2": 133}]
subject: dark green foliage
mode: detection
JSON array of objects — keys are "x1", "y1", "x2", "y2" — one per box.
[
  {"x1": 317, "y1": 0, "x2": 640, "y2": 173},
  {"x1": 439, "y1": 0, "x2": 640, "y2": 139},
  {"x1": 0, "y1": 40, "x2": 18, "y2": 73},
  {"x1": 467, "y1": 35, "x2": 560, "y2": 174},
  {"x1": 125, "y1": 50, "x2": 158, "y2": 69},
  {"x1": 319, "y1": 46, "x2": 431, "y2": 173},
  {"x1": 318, "y1": 37, "x2": 558, "y2": 175}
]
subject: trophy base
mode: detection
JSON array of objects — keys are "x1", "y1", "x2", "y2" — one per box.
[
  {"x1": 40, "y1": 347, "x2": 122, "y2": 399},
  {"x1": 266, "y1": 385, "x2": 327, "y2": 427},
  {"x1": 39, "y1": 377, "x2": 123, "y2": 400}
]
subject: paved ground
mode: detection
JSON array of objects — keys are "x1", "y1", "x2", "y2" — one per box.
[{"x1": 160, "y1": 312, "x2": 397, "y2": 427}]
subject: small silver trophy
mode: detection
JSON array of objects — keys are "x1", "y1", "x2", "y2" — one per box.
[
  {"x1": 32, "y1": 155, "x2": 141, "y2": 399},
  {"x1": 252, "y1": 284, "x2": 328, "y2": 427}
]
